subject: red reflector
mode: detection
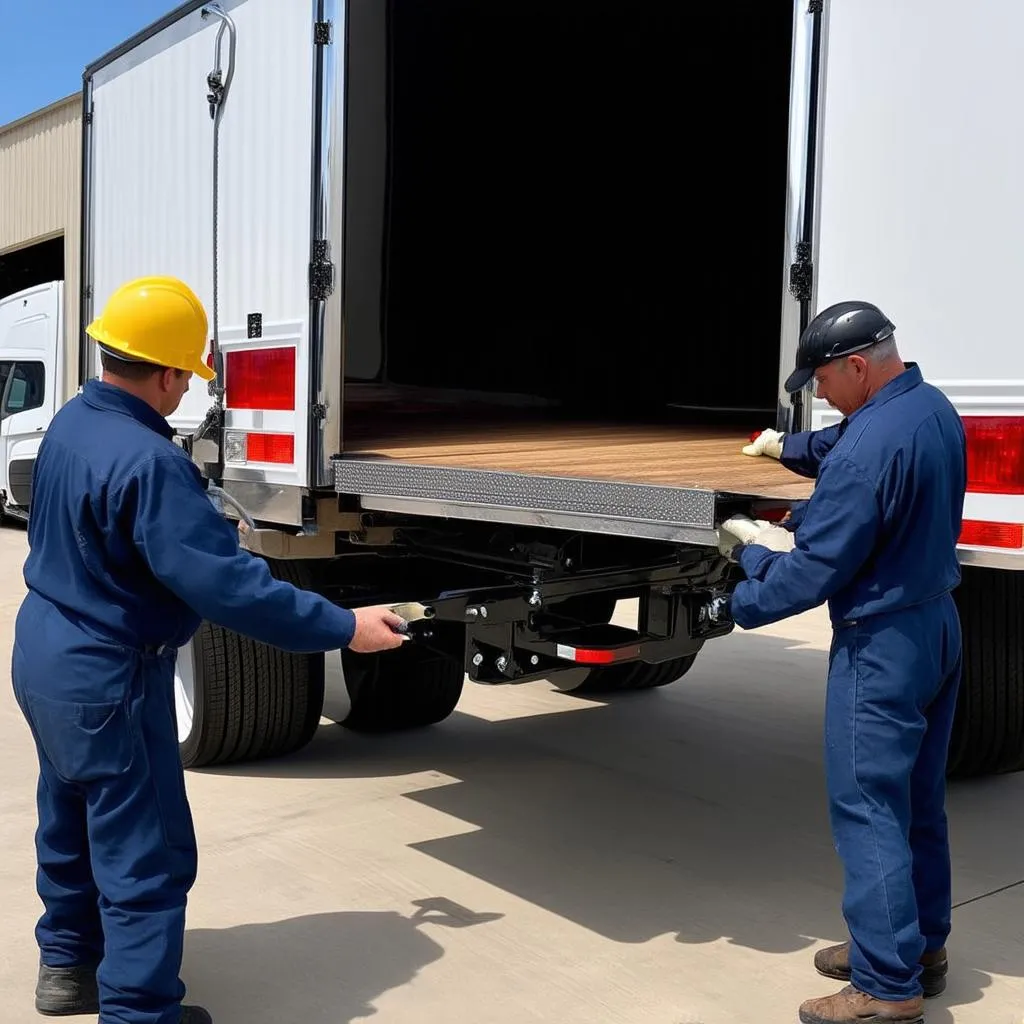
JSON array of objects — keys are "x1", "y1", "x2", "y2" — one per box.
[
  {"x1": 569, "y1": 646, "x2": 642, "y2": 665},
  {"x1": 959, "y1": 519, "x2": 1024, "y2": 549},
  {"x1": 206, "y1": 351, "x2": 214, "y2": 370},
  {"x1": 247, "y1": 432, "x2": 295, "y2": 464},
  {"x1": 573, "y1": 649, "x2": 619, "y2": 665},
  {"x1": 225, "y1": 348, "x2": 296, "y2": 410},
  {"x1": 964, "y1": 417, "x2": 1024, "y2": 494}
]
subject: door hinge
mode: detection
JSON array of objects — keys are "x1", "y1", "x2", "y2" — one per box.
[
  {"x1": 314, "y1": 20, "x2": 333, "y2": 45},
  {"x1": 808, "y1": 0, "x2": 824, "y2": 13},
  {"x1": 309, "y1": 239, "x2": 335, "y2": 301},
  {"x1": 312, "y1": 402, "x2": 327, "y2": 420},
  {"x1": 789, "y1": 242, "x2": 813, "y2": 302}
]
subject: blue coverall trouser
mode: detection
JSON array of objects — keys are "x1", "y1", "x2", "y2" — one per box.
[
  {"x1": 826, "y1": 593, "x2": 962, "y2": 1002},
  {"x1": 12, "y1": 628, "x2": 197, "y2": 1024}
]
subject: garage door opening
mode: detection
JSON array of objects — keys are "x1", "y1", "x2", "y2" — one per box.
[
  {"x1": 0, "y1": 236, "x2": 64, "y2": 302},
  {"x1": 342, "y1": 0, "x2": 796, "y2": 422}
]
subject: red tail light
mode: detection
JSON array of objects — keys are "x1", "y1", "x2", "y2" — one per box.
[
  {"x1": 959, "y1": 520, "x2": 1024, "y2": 549},
  {"x1": 225, "y1": 347, "x2": 296, "y2": 410},
  {"x1": 964, "y1": 417, "x2": 1024, "y2": 494},
  {"x1": 246, "y1": 432, "x2": 295, "y2": 464}
]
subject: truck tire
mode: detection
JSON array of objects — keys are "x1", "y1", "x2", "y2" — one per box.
[
  {"x1": 570, "y1": 653, "x2": 699, "y2": 695},
  {"x1": 175, "y1": 622, "x2": 326, "y2": 769},
  {"x1": 342, "y1": 640, "x2": 465, "y2": 732},
  {"x1": 947, "y1": 565, "x2": 1024, "y2": 779}
]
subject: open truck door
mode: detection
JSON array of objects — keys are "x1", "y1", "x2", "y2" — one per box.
[{"x1": 81, "y1": 0, "x2": 336, "y2": 528}]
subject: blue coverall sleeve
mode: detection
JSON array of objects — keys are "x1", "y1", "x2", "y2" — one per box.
[
  {"x1": 782, "y1": 500, "x2": 809, "y2": 533},
  {"x1": 124, "y1": 453, "x2": 357, "y2": 652},
  {"x1": 729, "y1": 455, "x2": 882, "y2": 629},
  {"x1": 779, "y1": 423, "x2": 844, "y2": 479}
]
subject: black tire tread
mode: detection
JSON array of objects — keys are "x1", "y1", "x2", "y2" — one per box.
[
  {"x1": 948, "y1": 566, "x2": 1024, "y2": 778},
  {"x1": 573, "y1": 653, "x2": 698, "y2": 695},
  {"x1": 181, "y1": 623, "x2": 325, "y2": 769},
  {"x1": 342, "y1": 642, "x2": 464, "y2": 733},
  {"x1": 179, "y1": 552, "x2": 328, "y2": 769}
]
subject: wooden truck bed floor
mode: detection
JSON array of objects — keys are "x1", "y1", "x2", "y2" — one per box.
[{"x1": 344, "y1": 418, "x2": 815, "y2": 502}]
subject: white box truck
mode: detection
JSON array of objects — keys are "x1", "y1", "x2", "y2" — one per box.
[{"x1": 61, "y1": 0, "x2": 1024, "y2": 775}]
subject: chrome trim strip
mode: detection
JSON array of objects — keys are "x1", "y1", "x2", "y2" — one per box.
[
  {"x1": 777, "y1": 0, "x2": 827, "y2": 432},
  {"x1": 307, "y1": 0, "x2": 345, "y2": 489},
  {"x1": 957, "y1": 546, "x2": 1024, "y2": 572},
  {"x1": 334, "y1": 458, "x2": 717, "y2": 530},
  {"x1": 322, "y1": 0, "x2": 347, "y2": 475},
  {"x1": 359, "y1": 496, "x2": 717, "y2": 548},
  {"x1": 78, "y1": 76, "x2": 95, "y2": 388}
]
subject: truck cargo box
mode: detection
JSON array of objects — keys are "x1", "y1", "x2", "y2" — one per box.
[
  {"x1": 80, "y1": 0, "x2": 922, "y2": 779},
  {"x1": 82, "y1": 0, "x2": 817, "y2": 534},
  {"x1": 80, "y1": 0, "x2": 1024, "y2": 782}
]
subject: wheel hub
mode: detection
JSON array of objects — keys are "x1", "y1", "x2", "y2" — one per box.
[{"x1": 173, "y1": 641, "x2": 196, "y2": 743}]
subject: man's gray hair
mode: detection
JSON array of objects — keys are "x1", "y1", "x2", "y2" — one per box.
[{"x1": 865, "y1": 337, "x2": 899, "y2": 364}]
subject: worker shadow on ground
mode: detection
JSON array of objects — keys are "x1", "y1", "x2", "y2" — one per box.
[
  {"x1": 181, "y1": 898, "x2": 502, "y2": 1024},
  {"x1": 216, "y1": 628, "x2": 1024, "y2": 1021}
]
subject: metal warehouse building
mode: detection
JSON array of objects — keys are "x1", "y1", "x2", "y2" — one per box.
[{"x1": 0, "y1": 93, "x2": 82, "y2": 400}]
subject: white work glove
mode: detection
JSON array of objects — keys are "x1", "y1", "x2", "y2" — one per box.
[
  {"x1": 717, "y1": 514, "x2": 763, "y2": 560},
  {"x1": 751, "y1": 520, "x2": 796, "y2": 553},
  {"x1": 349, "y1": 606, "x2": 409, "y2": 652},
  {"x1": 717, "y1": 515, "x2": 796, "y2": 560},
  {"x1": 742, "y1": 428, "x2": 785, "y2": 459}
]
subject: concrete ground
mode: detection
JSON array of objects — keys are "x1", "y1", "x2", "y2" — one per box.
[{"x1": 0, "y1": 523, "x2": 1022, "y2": 1024}]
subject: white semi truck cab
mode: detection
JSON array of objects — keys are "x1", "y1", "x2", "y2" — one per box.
[{"x1": 0, "y1": 281, "x2": 63, "y2": 520}]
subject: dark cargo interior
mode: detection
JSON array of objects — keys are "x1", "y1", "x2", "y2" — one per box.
[
  {"x1": 342, "y1": 0, "x2": 795, "y2": 433},
  {"x1": 0, "y1": 236, "x2": 64, "y2": 303}
]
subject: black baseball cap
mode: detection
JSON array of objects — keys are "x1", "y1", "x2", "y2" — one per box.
[{"x1": 785, "y1": 300, "x2": 896, "y2": 393}]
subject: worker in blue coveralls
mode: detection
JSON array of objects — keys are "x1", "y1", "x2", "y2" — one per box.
[
  {"x1": 707, "y1": 301, "x2": 966, "y2": 1024},
  {"x1": 11, "y1": 277, "x2": 408, "y2": 1024}
]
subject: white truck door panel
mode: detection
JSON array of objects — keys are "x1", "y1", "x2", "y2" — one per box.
[
  {"x1": 815, "y1": 0, "x2": 1024, "y2": 390},
  {"x1": 0, "y1": 282, "x2": 62, "y2": 510},
  {"x1": 87, "y1": 0, "x2": 314, "y2": 495},
  {"x1": 813, "y1": 0, "x2": 1024, "y2": 562}
]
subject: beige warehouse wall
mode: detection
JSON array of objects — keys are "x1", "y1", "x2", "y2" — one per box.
[{"x1": 0, "y1": 95, "x2": 82, "y2": 402}]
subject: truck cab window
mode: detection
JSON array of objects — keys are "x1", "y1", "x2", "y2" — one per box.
[
  {"x1": 0, "y1": 362, "x2": 11, "y2": 407},
  {"x1": 3, "y1": 361, "x2": 44, "y2": 418}
]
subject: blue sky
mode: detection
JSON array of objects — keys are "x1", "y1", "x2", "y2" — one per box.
[{"x1": 0, "y1": 0, "x2": 177, "y2": 126}]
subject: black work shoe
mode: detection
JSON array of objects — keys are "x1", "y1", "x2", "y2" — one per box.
[
  {"x1": 814, "y1": 941, "x2": 948, "y2": 998},
  {"x1": 181, "y1": 1006, "x2": 213, "y2": 1024},
  {"x1": 35, "y1": 963, "x2": 100, "y2": 1016}
]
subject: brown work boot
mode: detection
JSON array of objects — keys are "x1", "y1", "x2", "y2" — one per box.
[
  {"x1": 35, "y1": 963, "x2": 99, "y2": 1016},
  {"x1": 814, "y1": 941, "x2": 948, "y2": 997},
  {"x1": 799, "y1": 985, "x2": 924, "y2": 1023}
]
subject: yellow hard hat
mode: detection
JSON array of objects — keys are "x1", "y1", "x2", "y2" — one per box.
[{"x1": 86, "y1": 276, "x2": 216, "y2": 381}]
